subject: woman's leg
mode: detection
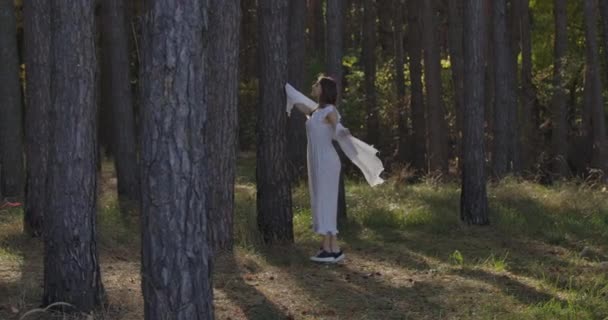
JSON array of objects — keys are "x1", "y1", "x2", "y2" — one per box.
[
  {"x1": 330, "y1": 234, "x2": 340, "y2": 253},
  {"x1": 322, "y1": 233, "x2": 332, "y2": 251}
]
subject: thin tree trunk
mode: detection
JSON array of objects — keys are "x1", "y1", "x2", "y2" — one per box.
[
  {"x1": 43, "y1": 0, "x2": 106, "y2": 310},
  {"x1": 257, "y1": 0, "x2": 294, "y2": 244},
  {"x1": 376, "y1": 0, "x2": 394, "y2": 55},
  {"x1": 408, "y1": 0, "x2": 427, "y2": 172},
  {"x1": 448, "y1": 0, "x2": 465, "y2": 172},
  {"x1": 461, "y1": 0, "x2": 489, "y2": 225},
  {"x1": 363, "y1": 0, "x2": 379, "y2": 146},
  {"x1": 140, "y1": 0, "x2": 214, "y2": 318},
  {"x1": 583, "y1": 0, "x2": 608, "y2": 176},
  {"x1": 520, "y1": 0, "x2": 537, "y2": 172},
  {"x1": 288, "y1": 0, "x2": 308, "y2": 182},
  {"x1": 422, "y1": 0, "x2": 448, "y2": 174},
  {"x1": 599, "y1": 0, "x2": 608, "y2": 75},
  {"x1": 101, "y1": 0, "x2": 139, "y2": 204},
  {"x1": 23, "y1": 0, "x2": 50, "y2": 236},
  {"x1": 551, "y1": 0, "x2": 569, "y2": 177},
  {"x1": 308, "y1": 0, "x2": 325, "y2": 59},
  {"x1": 207, "y1": 0, "x2": 241, "y2": 253},
  {"x1": 0, "y1": 0, "x2": 24, "y2": 197},
  {"x1": 326, "y1": 0, "x2": 348, "y2": 224},
  {"x1": 394, "y1": 0, "x2": 408, "y2": 163},
  {"x1": 492, "y1": 0, "x2": 517, "y2": 178}
]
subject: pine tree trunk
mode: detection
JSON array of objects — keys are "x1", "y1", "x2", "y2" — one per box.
[
  {"x1": 207, "y1": 0, "x2": 240, "y2": 253},
  {"x1": 257, "y1": 0, "x2": 294, "y2": 244},
  {"x1": 0, "y1": 0, "x2": 24, "y2": 197},
  {"x1": 422, "y1": 0, "x2": 448, "y2": 174},
  {"x1": 376, "y1": 0, "x2": 394, "y2": 55},
  {"x1": 326, "y1": 0, "x2": 348, "y2": 224},
  {"x1": 394, "y1": 0, "x2": 408, "y2": 163},
  {"x1": 461, "y1": 0, "x2": 489, "y2": 225},
  {"x1": 492, "y1": 0, "x2": 517, "y2": 178},
  {"x1": 551, "y1": 0, "x2": 569, "y2": 177},
  {"x1": 308, "y1": 0, "x2": 325, "y2": 59},
  {"x1": 520, "y1": 0, "x2": 537, "y2": 172},
  {"x1": 287, "y1": 0, "x2": 308, "y2": 182},
  {"x1": 408, "y1": 0, "x2": 427, "y2": 172},
  {"x1": 101, "y1": 0, "x2": 139, "y2": 204},
  {"x1": 23, "y1": 0, "x2": 50, "y2": 236},
  {"x1": 139, "y1": 0, "x2": 214, "y2": 318},
  {"x1": 599, "y1": 0, "x2": 608, "y2": 78},
  {"x1": 43, "y1": 0, "x2": 106, "y2": 311},
  {"x1": 448, "y1": 0, "x2": 465, "y2": 171},
  {"x1": 363, "y1": 0, "x2": 379, "y2": 145},
  {"x1": 583, "y1": 0, "x2": 608, "y2": 176}
]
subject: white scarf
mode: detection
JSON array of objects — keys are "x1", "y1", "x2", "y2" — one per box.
[{"x1": 285, "y1": 83, "x2": 385, "y2": 187}]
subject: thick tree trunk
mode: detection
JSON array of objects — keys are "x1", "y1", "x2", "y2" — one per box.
[
  {"x1": 287, "y1": 0, "x2": 308, "y2": 182},
  {"x1": 363, "y1": 0, "x2": 379, "y2": 146},
  {"x1": 583, "y1": 0, "x2": 608, "y2": 176},
  {"x1": 492, "y1": 0, "x2": 518, "y2": 178},
  {"x1": 551, "y1": 0, "x2": 569, "y2": 177},
  {"x1": 43, "y1": 0, "x2": 106, "y2": 311},
  {"x1": 448, "y1": 0, "x2": 465, "y2": 171},
  {"x1": 257, "y1": 0, "x2": 294, "y2": 243},
  {"x1": 422, "y1": 0, "x2": 448, "y2": 174},
  {"x1": 101, "y1": 0, "x2": 139, "y2": 204},
  {"x1": 207, "y1": 0, "x2": 241, "y2": 253},
  {"x1": 407, "y1": 0, "x2": 427, "y2": 172},
  {"x1": 461, "y1": 0, "x2": 489, "y2": 225},
  {"x1": 0, "y1": 0, "x2": 25, "y2": 197},
  {"x1": 599, "y1": 0, "x2": 608, "y2": 77},
  {"x1": 23, "y1": 0, "x2": 51, "y2": 236},
  {"x1": 139, "y1": 0, "x2": 214, "y2": 318}
]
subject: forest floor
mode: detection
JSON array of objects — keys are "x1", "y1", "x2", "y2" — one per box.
[{"x1": 1, "y1": 154, "x2": 608, "y2": 320}]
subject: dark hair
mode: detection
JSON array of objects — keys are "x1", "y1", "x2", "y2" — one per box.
[{"x1": 317, "y1": 76, "x2": 338, "y2": 107}]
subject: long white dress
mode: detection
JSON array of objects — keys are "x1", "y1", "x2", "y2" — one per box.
[
  {"x1": 285, "y1": 83, "x2": 385, "y2": 235},
  {"x1": 306, "y1": 105, "x2": 341, "y2": 235}
]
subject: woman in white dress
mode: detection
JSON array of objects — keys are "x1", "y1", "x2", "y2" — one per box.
[
  {"x1": 286, "y1": 76, "x2": 385, "y2": 263},
  {"x1": 305, "y1": 76, "x2": 344, "y2": 263}
]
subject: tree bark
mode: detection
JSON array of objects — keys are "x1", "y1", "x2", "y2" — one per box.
[
  {"x1": 287, "y1": 0, "x2": 308, "y2": 182},
  {"x1": 394, "y1": 0, "x2": 408, "y2": 163},
  {"x1": 101, "y1": 0, "x2": 139, "y2": 204},
  {"x1": 448, "y1": 0, "x2": 465, "y2": 171},
  {"x1": 461, "y1": 0, "x2": 489, "y2": 225},
  {"x1": 491, "y1": 0, "x2": 518, "y2": 178},
  {"x1": 139, "y1": 0, "x2": 214, "y2": 318},
  {"x1": 363, "y1": 0, "x2": 379, "y2": 145},
  {"x1": 207, "y1": 0, "x2": 241, "y2": 253},
  {"x1": 551, "y1": 0, "x2": 569, "y2": 177},
  {"x1": 43, "y1": 0, "x2": 106, "y2": 311},
  {"x1": 407, "y1": 0, "x2": 427, "y2": 172},
  {"x1": 257, "y1": 0, "x2": 294, "y2": 244},
  {"x1": 520, "y1": 0, "x2": 537, "y2": 172},
  {"x1": 376, "y1": 0, "x2": 394, "y2": 55},
  {"x1": 326, "y1": 0, "x2": 348, "y2": 224},
  {"x1": 422, "y1": 0, "x2": 448, "y2": 174},
  {"x1": 308, "y1": 0, "x2": 325, "y2": 59},
  {"x1": 23, "y1": 0, "x2": 50, "y2": 236},
  {"x1": 0, "y1": 0, "x2": 25, "y2": 197},
  {"x1": 583, "y1": 0, "x2": 608, "y2": 176},
  {"x1": 599, "y1": 0, "x2": 608, "y2": 77}
]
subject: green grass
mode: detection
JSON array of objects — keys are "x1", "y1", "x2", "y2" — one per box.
[{"x1": 1, "y1": 158, "x2": 608, "y2": 319}]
